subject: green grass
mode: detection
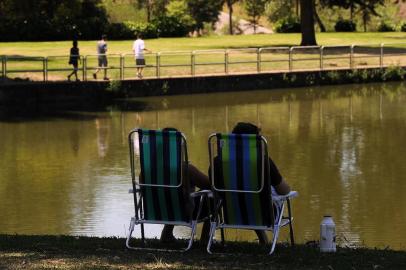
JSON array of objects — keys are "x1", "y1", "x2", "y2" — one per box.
[
  {"x1": 0, "y1": 235, "x2": 406, "y2": 269},
  {"x1": 1, "y1": 33, "x2": 406, "y2": 57},
  {"x1": 1, "y1": 33, "x2": 406, "y2": 81}
]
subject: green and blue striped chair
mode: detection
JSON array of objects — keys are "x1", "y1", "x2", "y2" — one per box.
[
  {"x1": 126, "y1": 129, "x2": 208, "y2": 251},
  {"x1": 207, "y1": 133, "x2": 298, "y2": 254}
]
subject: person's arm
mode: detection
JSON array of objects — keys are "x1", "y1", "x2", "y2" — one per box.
[
  {"x1": 188, "y1": 163, "x2": 211, "y2": 190},
  {"x1": 274, "y1": 179, "x2": 291, "y2": 195},
  {"x1": 268, "y1": 157, "x2": 291, "y2": 195}
]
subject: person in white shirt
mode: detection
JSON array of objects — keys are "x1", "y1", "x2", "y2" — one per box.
[{"x1": 132, "y1": 34, "x2": 151, "y2": 79}]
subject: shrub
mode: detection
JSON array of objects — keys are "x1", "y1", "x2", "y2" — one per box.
[
  {"x1": 382, "y1": 65, "x2": 405, "y2": 81},
  {"x1": 124, "y1": 21, "x2": 158, "y2": 39},
  {"x1": 274, "y1": 17, "x2": 301, "y2": 33},
  {"x1": 334, "y1": 19, "x2": 356, "y2": 32},
  {"x1": 152, "y1": 15, "x2": 192, "y2": 37},
  {"x1": 107, "y1": 23, "x2": 134, "y2": 40},
  {"x1": 401, "y1": 23, "x2": 406, "y2": 32},
  {"x1": 377, "y1": 22, "x2": 395, "y2": 32}
]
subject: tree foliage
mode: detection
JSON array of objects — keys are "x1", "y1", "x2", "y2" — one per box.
[
  {"x1": 186, "y1": 0, "x2": 223, "y2": 31},
  {"x1": 136, "y1": 0, "x2": 169, "y2": 22},
  {"x1": 0, "y1": 0, "x2": 110, "y2": 41},
  {"x1": 244, "y1": 0, "x2": 268, "y2": 34}
]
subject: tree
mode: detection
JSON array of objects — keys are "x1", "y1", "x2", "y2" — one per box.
[
  {"x1": 313, "y1": 1, "x2": 326, "y2": 32},
  {"x1": 136, "y1": 0, "x2": 169, "y2": 22},
  {"x1": 0, "y1": 0, "x2": 109, "y2": 41},
  {"x1": 320, "y1": 0, "x2": 385, "y2": 28},
  {"x1": 186, "y1": 0, "x2": 223, "y2": 32},
  {"x1": 300, "y1": 0, "x2": 317, "y2": 45},
  {"x1": 224, "y1": 0, "x2": 240, "y2": 35},
  {"x1": 244, "y1": 0, "x2": 268, "y2": 34}
]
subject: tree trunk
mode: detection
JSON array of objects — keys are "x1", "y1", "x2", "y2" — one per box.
[
  {"x1": 147, "y1": 2, "x2": 151, "y2": 22},
  {"x1": 313, "y1": 4, "x2": 325, "y2": 32},
  {"x1": 296, "y1": 0, "x2": 300, "y2": 17},
  {"x1": 227, "y1": 1, "x2": 234, "y2": 35},
  {"x1": 350, "y1": 3, "x2": 354, "y2": 21},
  {"x1": 300, "y1": 0, "x2": 317, "y2": 46}
]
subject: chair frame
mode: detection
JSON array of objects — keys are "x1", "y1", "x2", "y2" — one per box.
[
  {"x1": 126, "y1": 128, "x2": 208, "y2": 252},
  {"x1": 207, "y1": 133, "x2": 298, "y2": 254}
]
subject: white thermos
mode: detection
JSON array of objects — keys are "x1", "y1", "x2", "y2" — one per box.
[{"x1": 320, "y1": 215, "x2": 336, "y2": 252}]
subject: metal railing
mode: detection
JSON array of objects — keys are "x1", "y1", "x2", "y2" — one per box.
[{"x1": 2, "y1": 43, "x2": 406, "y2": 82}]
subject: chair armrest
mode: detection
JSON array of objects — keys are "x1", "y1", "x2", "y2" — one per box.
[
  {"x1": 128, "y1": 187, "x2": 141, "y2": 194},
  {"x1": 190, "y1": 190, "x2": 214, "y2": 198},
  {"x1": 272, "y1": 191, "x2": 298, "y2": 202},
  {"x1": 129, "y1": 177, "x2": 140, "y2": 193}
]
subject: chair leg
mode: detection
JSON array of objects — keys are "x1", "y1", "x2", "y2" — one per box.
[
  {"x1": 269, "y1": 226, "x2": 280, "y2": 255},
  {"x1": 269, "y1": 203, "x2": 285, "y2": 255},
  {"x1": 287, "y1": 199, "x2": 295, "y2": 247},
  {"x1": 126, "y1": 217, "x2": 136, "y2": 250},
  {"x1": 206, "y1": 222, "x2": 217, "y2": 254},
  {"x1": 184, "y1": 221, "x2": 197, "y2": 252}
]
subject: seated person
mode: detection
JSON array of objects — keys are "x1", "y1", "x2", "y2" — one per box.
[
  {"x1": 160, "y1": 128, "x2": 211, "y2": 243},
  {"x1": 213, "y1": 122, "x2": 291, "y2": 244}
]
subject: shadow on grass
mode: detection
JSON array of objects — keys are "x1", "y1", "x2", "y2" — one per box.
[{"x1": 0, "y1": 235, "x2": 405, "y2": 270}]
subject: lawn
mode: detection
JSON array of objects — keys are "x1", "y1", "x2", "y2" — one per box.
[
  {"x1": 1, "y1": 234, "x2": 406, "y2": 270},
  {"x1": 1, "y1": 32, "x2": 406, "y2": 56},
  {"x1": 1, "y1": 33, "x2": 406, "y2": 81}
]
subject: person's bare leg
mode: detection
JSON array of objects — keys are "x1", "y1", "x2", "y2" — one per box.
[
  {"x1": 103, "y1": 67, "x2": 108, "y2": 80},
  {"x1": 160, "y1": 225, "x2": 176, "y2": 243},
  {"x1": 200, "y1": 220, "x2": 211, "y2": 244},
  {"x1": 255, "y1": 230, "x2": 268, "y2": 245}
]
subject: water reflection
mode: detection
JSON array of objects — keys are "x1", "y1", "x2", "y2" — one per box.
[{"x1": 0, "y1": 82, "x2": 405, "y2": 250}]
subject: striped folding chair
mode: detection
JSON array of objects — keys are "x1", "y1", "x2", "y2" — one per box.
[
  {"x1": 207, "y1": 133, "x2": 298, "y2": 254},
  {"x1": 126, "y1": 128, "x2": 209, "y2": 251}
]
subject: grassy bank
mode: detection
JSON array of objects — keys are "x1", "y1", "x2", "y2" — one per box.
[
  {"x1": 1, "y1": 32, "x2": 406, "y2": 57},
  {"x1": 0, "y1": 235, "x2": 406, "y2": 269},
  {"x1": 2, "y1": 33, "x2": 406, "y2": 82}
]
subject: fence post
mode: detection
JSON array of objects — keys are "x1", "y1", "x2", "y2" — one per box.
[
  {"x1": 43, "y1": 57, "x2": 47, "y2": 82},
  {"x1": 380, "y1": 43, "x2": 384, "y2": 68},
  {"x1": 289, "y1": 47, "x2": 294, "y2": 71},
  {"x1": 1, "y1": 56, "x2": 5, "y2": 81},
  {"x1": 191, "y1": 51, "x2": 195, "y2": 76},
  {"x1": 257, "y1": 48, "x2": 261, "y2": 73},
  {"x1": 156, "y1": 53, "x2": 160, "y2": 78},
  {"x1": 120, "y1": 54, "x2": 124, "y2": 80},
  {"x1": 350, "y1": 45, "x2": 355, "y2": 69},
  {"x1": 225, "y1": 50, "x2": 229, "y2": 74},
  {"x1": 320, "y1": 46, "x2": 324, "y2": 70},
  {"x1": 4, "y1": 56, "x2": 7, "y2": 81},
  {"x1": 83, "y1": 56, "x2": 87, "y2": 81}
]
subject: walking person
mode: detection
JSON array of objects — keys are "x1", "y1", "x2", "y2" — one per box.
[
  {"x1": 67, "y1": 40, "x2": 80, "y2": 81},
  {"x1": 132, "y1": 34, "x2": 151, "y2": 79},
  {"x1": 93, "y1": 35, "x2": 109, "y2": 80}
]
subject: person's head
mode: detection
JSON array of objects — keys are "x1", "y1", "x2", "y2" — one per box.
[
  {"x1": 72, "y1": 40, "x2": 78, "y2": 47},
  {"x1": 162, "y1": 127, "x2": 178, "y2": 132},
  {"x1": 101, "y1": 34, "x2": 107, "y2": 40},
  {"x1": 137, "y1": 33, "x2": 143, "y2": 40},
  {"x1": 232, "y1": 122, "x2": 260, "y2": 135}
]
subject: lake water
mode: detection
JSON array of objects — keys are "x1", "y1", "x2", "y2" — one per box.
[{"x1": 1, "y1": 82, "x2": 405, "y2": 250}]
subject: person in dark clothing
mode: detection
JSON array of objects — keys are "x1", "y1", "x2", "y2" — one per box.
[
  {"x1": 215, "y1": 122, "x2": 291, "y2": 244},
  {"x1": 231, "y1": 122, "x2": 291, "y2": 195},
  {"x1": 158, "y1": 127, "x2": 211, "y2": 243},
  {"x1": 67, "y1": 40, "x2": 80, "y2": 81}
]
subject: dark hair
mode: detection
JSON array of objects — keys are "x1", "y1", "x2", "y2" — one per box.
[
  {"x1": 162, "y1": 127, "x2": 178, "y2": 132},
  {"x1": 73, "y1": 40, "x2": 78, "y2": 47},
  {"x1": 137, "y1": 33, "x2": 143, "y2": 39},
  {"x1": 102, "y1": 34, "x2": 107, "y2": 40},
  {"x1": 232, "y1": 122, "x2": 260, "y2": 134}
]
